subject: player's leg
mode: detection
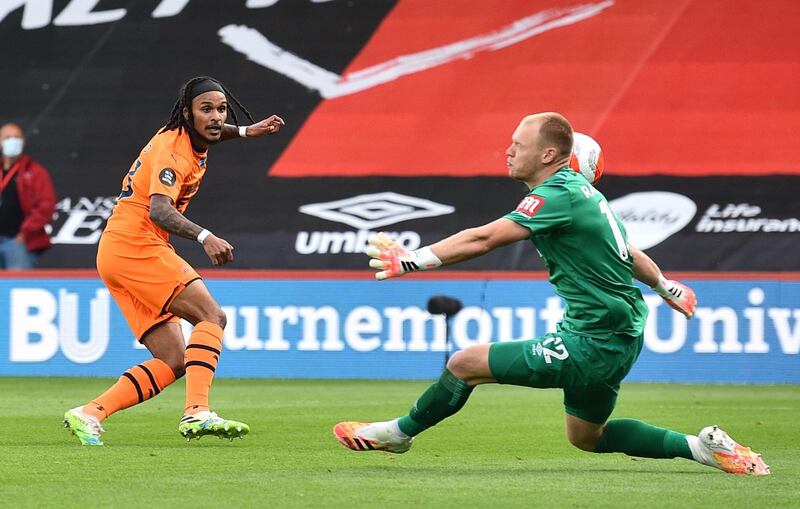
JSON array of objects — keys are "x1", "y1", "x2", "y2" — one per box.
[
  {"x1": 168, "y1": 280, "x2": 249, "y2": 440},
  {"x1": 333, "y1": 344, "x2": 495, "y2": 453},
  {"x1": 64, "y1": 321, "x2": 181, "y2": 445},
  {"x1": 563, "y1": 330, "x2": 770, "y2": 475},
  {"x1": 573, "y1": 412, "x2": 770, "y2": 474},
  {"x1": 168, "y1": 279, "x2": 225, "y2": 416},
  {"x1": 141, "y1": 321, "x2": 186, "y2": 378},
  {"x1": 84, "y1": 321, "x2": 183, "y2": 420},
  {"x1": 63, "y1": 264, "x2": 184, "y2": 446},
  {"x1": 565, "y1": 386, "x2": 769, "y2": 474},
  {"x1": 558, "y1": 330, "x2": 688, "y2": 458},
  {"x1": 397, "y1": 343, "x2": 494, "y2": 435},
  {"x1": 561, "y1": 333, "x2": 704, "y2": 460},
  {"x1": 566, "y1": 411, "x2": 693, "y2": 458}
]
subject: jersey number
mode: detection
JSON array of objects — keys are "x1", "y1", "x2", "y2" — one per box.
[
  {"x1": 542, "y1": 336, "x2": 569, "y2": 364},
  {"x1": 117, "y1": 159, "x2": 141, "y2": 201},
  {"x1": 598, "y1": 200, "x2": 629, "y2": 260}
]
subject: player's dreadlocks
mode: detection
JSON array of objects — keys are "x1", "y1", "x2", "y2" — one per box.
[{"x1": 160, "y1": 76, "x2": 255, "y2": 134}]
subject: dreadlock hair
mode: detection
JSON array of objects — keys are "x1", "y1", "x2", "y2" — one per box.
[{"x1": 160, "y1": 76, "x2": 255, "y2": 135}]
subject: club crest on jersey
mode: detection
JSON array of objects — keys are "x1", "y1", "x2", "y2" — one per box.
[
  {"x1": 515, "y1": 194, "x2": 545, "y2": 217},
  {"x1": 159, "y1": 168, "x2": 177, "y2": 186}
]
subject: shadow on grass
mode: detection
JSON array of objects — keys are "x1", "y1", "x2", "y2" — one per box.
[{"x1": 340, "y1": 464, "x2": 717, "y2": 476}]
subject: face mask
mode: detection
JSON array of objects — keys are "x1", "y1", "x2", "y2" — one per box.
[{"x1": 2, "y1": 137, "x2": 24, "y2": 158}]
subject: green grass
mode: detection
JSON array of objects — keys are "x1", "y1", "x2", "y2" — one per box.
[{"x1": 1, "y1": 378, "x2": 797, "y2": 508}]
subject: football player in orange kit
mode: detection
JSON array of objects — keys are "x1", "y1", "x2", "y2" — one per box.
[{"x1": 63, "y1": 76, "x2": 284, "y2": 445}]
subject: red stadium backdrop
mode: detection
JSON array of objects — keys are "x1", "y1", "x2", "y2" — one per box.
[{"x1": 272, "y1": 0, "x2": 800, "y2": 177}]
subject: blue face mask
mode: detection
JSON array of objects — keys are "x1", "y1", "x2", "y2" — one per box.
[{"x1": 2, "y1": 137, "x2": 24, "y2": 158}]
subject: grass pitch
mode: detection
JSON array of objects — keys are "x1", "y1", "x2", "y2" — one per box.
[{"x1": 1, "y1": 378, "x2": 797, "y2": 508}]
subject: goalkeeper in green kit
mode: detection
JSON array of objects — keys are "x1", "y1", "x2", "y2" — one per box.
[{"x1": 333, "y1": 112, "x2": 769, "y2": 476}]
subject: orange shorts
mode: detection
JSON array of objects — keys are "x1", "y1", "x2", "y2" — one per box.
[{"x1": 96, "y1": 230, "x2": 201, "y2": 340}]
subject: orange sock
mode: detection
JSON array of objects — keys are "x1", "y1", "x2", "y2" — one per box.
[
  {"x1": 184, "y1": 321, "x2": 223, "y2": 415},
  {"x1": 83, "y1": 358, "x2": 177, "y2": 421}
]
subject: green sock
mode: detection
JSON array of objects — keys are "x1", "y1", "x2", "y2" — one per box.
[
  {"x1": 397, "y1": 369, "x2": 474, "y2": 437},
  {"x1": 594, "y1": 418, "x2": 693, "y2": 459}
]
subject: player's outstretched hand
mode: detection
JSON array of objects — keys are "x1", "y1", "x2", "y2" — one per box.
[
  {"x1": 202, "y1": 234, "x2": 234, "y2": 266},
  {"x1": 246, "y1": 115, "x2": 285, "y2": 136},
  {"x1": 366, "y1": 233, "x2": 443, "y2": 280},
  {"x1": 660, "y1": 279, "x2": 696, "y2": 319},
  {"x1": 366, "y1": 232, "x2": 409, "y2": 280}
]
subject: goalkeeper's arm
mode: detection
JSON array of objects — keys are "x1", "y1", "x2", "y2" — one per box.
[
  {"x1": 368, "y1": 218, "x2": 529, "y2": 280},
  {"x1": 629, "y1": 244, "x2": 697, "y2": 319},
  {"x1": 428, "y1": 218, "x2": 530, "y2": 266}
]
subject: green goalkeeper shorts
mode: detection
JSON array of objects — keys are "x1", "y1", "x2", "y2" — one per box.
[{"x1": 487, "y1": 330, "x2": 644, "y2": 424}]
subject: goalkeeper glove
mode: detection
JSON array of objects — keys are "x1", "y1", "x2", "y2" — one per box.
[
  {"x1": 652, "y1": 274, "x2": 697, "y2": 319},
  {"x1": 365, "y1": 232, "x2": 442, "y2": 280}
]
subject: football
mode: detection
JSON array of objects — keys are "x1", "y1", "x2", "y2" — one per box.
[{"x1": 569, "y1": 131, "x2": 604, "y2": 184}]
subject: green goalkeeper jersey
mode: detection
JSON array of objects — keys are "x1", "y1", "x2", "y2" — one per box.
[{"x1": 504, "y1": 167, "x2": 648, "y2": 339}]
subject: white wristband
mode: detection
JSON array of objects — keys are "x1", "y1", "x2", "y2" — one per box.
[
  {"x1": 197, "y1": 229, "x2": 212, "y2": 244},
  {"x1": 411, "y1": 246, "x2": 443, "y2": 271},
  {"x1": 651, "y1": 273, "x2": 672, "y2": 297},
  {"x1": 238, "y1": 125, "x2": 248, "y2": 138}
]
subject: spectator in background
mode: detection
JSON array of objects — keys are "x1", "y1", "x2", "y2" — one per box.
[{"x1": 0, "y1": 123, "x2": 56, "y2": 269}]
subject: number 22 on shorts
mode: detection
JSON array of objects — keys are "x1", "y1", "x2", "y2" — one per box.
[{"x1": 539, "y1": 336, "x2": 569, "y2": 364}]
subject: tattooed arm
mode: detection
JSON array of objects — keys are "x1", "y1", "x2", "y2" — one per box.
[
  {"x1": 149, "y1": 194, "x2": 202, "y2": 240},
  {"x1": 149, "y1": 194, "x2": 234, "y2": 265}
]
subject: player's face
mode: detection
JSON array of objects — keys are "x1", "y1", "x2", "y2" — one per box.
[
  {"x1": 505, "y1": 120, "x2": 542, "y2": 183},
  {"x1": 188, "y1": 91, "x2": 228, "y2": 146}
]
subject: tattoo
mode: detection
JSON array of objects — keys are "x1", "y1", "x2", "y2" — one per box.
[{"x1": 150, "y1": 196, "x2": 203, "y2": 241}]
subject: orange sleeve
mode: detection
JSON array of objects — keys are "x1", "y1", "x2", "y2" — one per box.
[{"x1": 147, "y1": 144, "x2": 191, "y2": 204}]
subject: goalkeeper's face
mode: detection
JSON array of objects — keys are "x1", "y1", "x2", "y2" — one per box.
[{"x1": 506, "y1": 120, "x2": 542, "y2": 183}]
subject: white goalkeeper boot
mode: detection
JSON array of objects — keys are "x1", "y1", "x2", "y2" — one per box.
[{"x1": 687, "y1": 425, "x2": 770, "y2": 475}]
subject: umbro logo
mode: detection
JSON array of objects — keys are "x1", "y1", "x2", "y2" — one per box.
[{"x1": 298, "y1": 192, "x2": 454, "y2": 229}]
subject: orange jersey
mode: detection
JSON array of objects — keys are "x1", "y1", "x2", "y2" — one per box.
[{"x1": 104, "y1": 127, "x2": 208, "y2": 244}]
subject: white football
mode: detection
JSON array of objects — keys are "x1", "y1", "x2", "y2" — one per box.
[{"x1": 569, "y1": 132, "x2": 604, "y2": 185}]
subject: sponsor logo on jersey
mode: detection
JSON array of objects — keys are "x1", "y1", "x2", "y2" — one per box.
[
  {"x1": 515, "y1": 195, "x2": 545, "y2": 217},
  {"x1": 609, "y1": 192, "x2": 697, "y2": 249},
  {"x1": 159, "y1": 168, "x2": 177, "y2": 186}
]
